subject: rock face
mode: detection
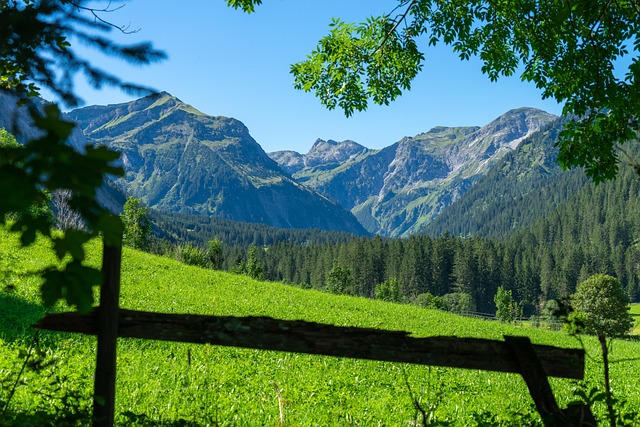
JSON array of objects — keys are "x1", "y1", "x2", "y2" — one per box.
[
  {"x1": 424, "y1": 117, "x2": 589, "y2": 238},
  {"x1": 269, "y1": 108, "x2": 557, "y2": 237},
  {"x1": 67, "y1": 92, "x2": 368, "y2": 235},
  {"x1": 270, "y1": 139, "x2": 370, "y2": 176},
  {"x1": 0, "y1": 92, "x2": 121, "y2": 212},
  {"x1": 0, "y1": 92, "x2": 87, "y2": 151}
]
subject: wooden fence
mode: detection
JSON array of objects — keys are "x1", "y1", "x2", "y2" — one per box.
[{"x1": 34, "y1": 241, "x2": 596, "y2": 427}]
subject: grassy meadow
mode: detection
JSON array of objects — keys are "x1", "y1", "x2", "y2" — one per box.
[
  {"x1": 1, "y1": 228, "x2": 639, "y2": 426},
  {"x1": 631, "y1": 304, "x2": 640, "y2": 335}
]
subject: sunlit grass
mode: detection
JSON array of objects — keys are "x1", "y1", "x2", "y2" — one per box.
[
  {"x1": 631, "y1": 303, "x2": 640, "y2": 335},
  {"x1": 1, "y1": 226, "x2": 639, "y2": 425}
]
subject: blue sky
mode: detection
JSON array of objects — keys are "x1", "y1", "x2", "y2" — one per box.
[{"x1": 67, "y1": 1, "x2": 563, "y2": 154}]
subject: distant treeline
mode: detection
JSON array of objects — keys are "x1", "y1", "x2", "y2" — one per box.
[
  {"x1": 150, "y1": 210, "x2": 359, "y2": 247},
  {"x1": 150, "y1": 161, "x2": 640, "y2": 315}
]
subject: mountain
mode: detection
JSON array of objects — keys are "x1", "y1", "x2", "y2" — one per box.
[
  {"x1": 0, "y1": 92, "x2": 86, "y2": 151},
  {"x1": 67, "y1": 92, "x2": 368, "y2": 235},
  {"x1": 0, "y1": 92, "x2": 124, "y2": 213},
  {"x1": 270, "y1": 139, "x2": 371, "y2": 176},
  {"x1": 424, "y1": 118, "x2": 589, "y2": 238},
  {"x1": 269, "y1": 108, "x2": 558, "y2": 237}
]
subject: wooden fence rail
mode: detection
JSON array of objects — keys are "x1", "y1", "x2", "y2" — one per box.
[{"x1": 33, "y1": 240, "x2": 595, "y2": 427}]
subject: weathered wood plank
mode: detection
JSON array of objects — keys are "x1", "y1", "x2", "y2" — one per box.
[{"x1": 34, "y1": 309, "x2": 585, "y2": 379}]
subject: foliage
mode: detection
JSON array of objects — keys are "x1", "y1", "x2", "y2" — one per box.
[
  {"x1": 226, "y1": 0, "x2": 262, "y2": 14},
  {"x1": 0, "y1": 105, "x2": 123, "y2": 312},
  {"x1": 374, "y1": 278, "x2": 401, "y2": 303},
  {"x1": 412, "y1": 292, "x2": 445, "y2": 310},
  {"x1": 244, "y1": 245, "x2": 263, "y2": 280},
  {"x1": 291, "y1": 16, "x2": 423, "y2": 117},
  {"x1": 442, "y1": 292, "x2": 476, "y2": 315},
  {"x1": 288, "y1": 1, "x2": 640, "y2": 182},
  {"x1": 325, "y1": 265, "x2": 353, "y2": 295},
  {"x1": 206, "y1": 238, "x2": 223, "y2": 270},
  {"x1": 0, "y1": 128, "x2": 19, "y2": 148},
  {"x1": 424, "y1": 119, "x2": 589, "y2": 239},
  {"x1": 230, "y1": 0, "x2": 640, "y2": 182},
  {"x1": 570, "y1": 274, "x2": 633, "y2": 338},
  {"x1": 570, "y1": 274, "x2": 635, "y2": 427},
  {"x1": 121, "y1": 197, "x2": 151, "y2": 251},
  {"x1": 0, "y1": 1, "x2": 164, "y2": 106},
  {"x1": 203, "y1": 158, "x2": 640, "y2": 313},
  {"x1": 150, "y1": 209, "x2": 357, "y2": 249},
  {"x1": 495, "y1": 287, "x2": 522, "y2": 323},
  {"x1": 0, "y1": 0, "x2": 164, "y2": 310},
  {"x1": 174, "y1": 243, "x2": 209, "y2": 269}
]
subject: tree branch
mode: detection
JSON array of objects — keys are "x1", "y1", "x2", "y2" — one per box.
[
  {"x1": 69, "y1": 1, "x2": 140, "y2": 34},
  {"x1": 371, "y1": 0, "x2": 417, "y2": 57}
]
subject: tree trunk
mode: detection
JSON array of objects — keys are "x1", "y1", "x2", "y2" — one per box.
[{"x1": 599, "y1": 334, "x2": 616, "y2": 427}]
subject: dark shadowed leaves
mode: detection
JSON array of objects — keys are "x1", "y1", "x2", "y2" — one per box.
[{"x1": 42, "y1": 261, "x2": 102, "y2": 313}]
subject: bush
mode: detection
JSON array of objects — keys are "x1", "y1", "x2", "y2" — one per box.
[
  {"x1": 374, "y1": 278, "x2": 401, "y2": 303},
  {"x1": 570, "y1": 274, "x2": 633, "y2": 338},
  {"x1": 325, "y1": 266, "x2": 353, "y2": 295},
  {"x1": 494, "y1": 287, "x2": 522, "y2": 323},
  {"x1": 412, "y1": 292, "x2": 445, "y2": 310},
  {"x1": 175, "y1": 243, "x2": 210, "y2": 268}
]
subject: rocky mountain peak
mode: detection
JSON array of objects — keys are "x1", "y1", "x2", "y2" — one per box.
[
  {"x1": 305, "y1": 138, "x2": 368, "y2": 166},
  {"x1": 269, "y1": 138, "x2": 370, "y2": 176},
  {"x1": 270, "y1": 107, "x2": 558, "y2": 237},
  {"x1": 472, "y1": 107, "x2": 556, "y2": 150}
]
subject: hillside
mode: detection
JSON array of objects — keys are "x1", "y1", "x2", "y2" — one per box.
[
  {"x1": 424, "y1": 118, "x2": 589, "y2": 238},
  {"x1": 67, "y1": 92, "x2": 367, "y2": 235},
  {"x1": 150, "y1": 209, "x2": 358, "y2": 248},
  {"x1": 1, "y1": 227, "x2": 639, "y2": 425},
  {"x1": 270, "y1": 108, "x2": 557, "y2": 237}
]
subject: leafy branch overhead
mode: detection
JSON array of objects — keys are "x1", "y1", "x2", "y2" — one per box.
[
  {"x1": 263, "y1": 0, "x2": 639, "y2": 183},
  {"x1": 0, "y1": 0, "x2": 164, "y2": 311},
  {"x1": 0, "y1": 0, "x2": 166, "y2": 106}
]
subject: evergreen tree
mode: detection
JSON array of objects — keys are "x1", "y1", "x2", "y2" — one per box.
[
  {"x1": 245, "y1": 245, "x2": 264, "y2": 280},
  {"x1": 206, "y1": 238, "x2": 224, "y2": 270}
]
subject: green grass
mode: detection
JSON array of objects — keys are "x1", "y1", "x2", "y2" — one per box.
[
  {"x1": 631, "y1": 303, "x2": 640, "y2": 335},
  {"x1": 1, "y1": 227, "x2": 639, "y2": 425}
]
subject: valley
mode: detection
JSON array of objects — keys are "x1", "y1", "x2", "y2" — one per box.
[
  {"x1": 3, "y1": 91, "x2": 640, "y2": 425},
  {"x1": 3, "y1": 2, "x2": 640, "y2": 425}
]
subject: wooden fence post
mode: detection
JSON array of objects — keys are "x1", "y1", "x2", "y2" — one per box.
[
  {"x1": 92, "y1": 240, "x2": 122, "y2": 427},
  {"x1": 504, "y1": 335, "x2": 596, "y2": 427}
]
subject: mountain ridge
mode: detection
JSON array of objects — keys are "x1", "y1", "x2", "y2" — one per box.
[
  {"x1": 67, "y1": 92, "x2": 368, "y2": 235},
  {"x1": 270, "y1": 107, "x2": 558, "y2": 236}
]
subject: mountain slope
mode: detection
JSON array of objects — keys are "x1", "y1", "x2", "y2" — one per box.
[
  {"x1": 270, "y1": 108, "x2": 557, "y2": 237},
  {"x1": 0, "y1": 92, "x2": 124, "y2": 213},
  {"x1": 424, "y1": 118, "x2": 589, "y2": 238},
  {"x1": 0, "y1": 92, "x2": 86, "y2": 150},
  {"x1": 68, "y1": 92, "x2": 367, "y2": 235}
]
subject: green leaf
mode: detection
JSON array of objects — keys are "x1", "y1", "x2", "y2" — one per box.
[
  {"x1": 52, "y1": 229, "x2": 91, "y2": 261},
  {"x1": 42, "y1": 261, "x2": 101, "y2": 313}
]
